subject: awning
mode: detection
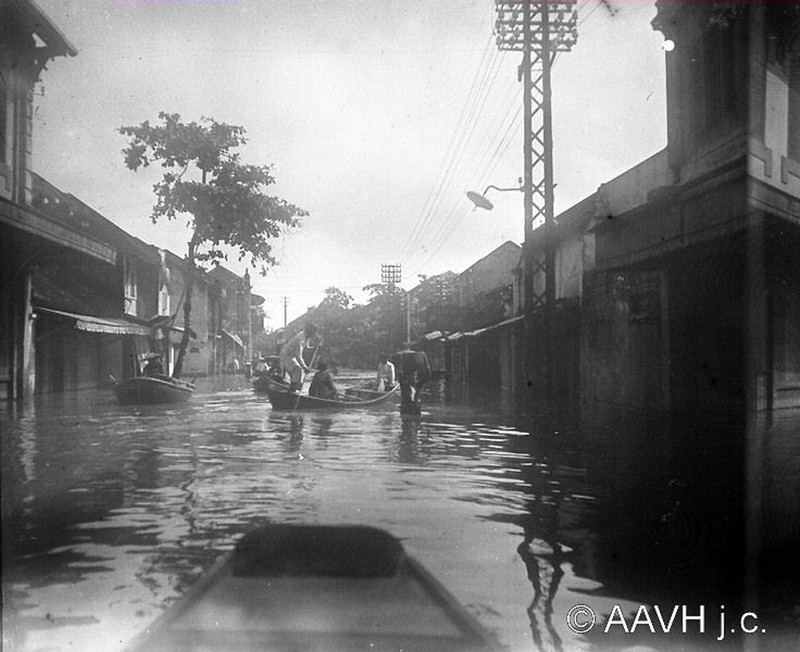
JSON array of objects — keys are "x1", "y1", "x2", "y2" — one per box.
[
  {"x1": 466, "y1": 315, "x2": 524, "y2": 338},
  {"x1": 221, "y1": 329, "x2": 244, "y2": 348},
  {"x1": 441, "y1": 315, "x2": 524, "y2": 342},
  {"x1": 36, "y1": 307, "x2": 152, "y2": 336}
]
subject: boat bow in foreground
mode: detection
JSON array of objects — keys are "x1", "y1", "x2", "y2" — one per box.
[{"x1": 127, "y1": 524, "x2": 499, "y2": 652}]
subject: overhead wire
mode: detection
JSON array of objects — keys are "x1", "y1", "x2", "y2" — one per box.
[
  {"x1": 396, "y1": 0, "x2": 505, "y2": 263},
  {"x1": 405, "y1": 77, "x2": 522, "y2": 275},
  {"x1": 272, "y1": 0, "x2": 636, "y2": 300},
  {"x1": 396, "y1": 32, "x2": 500, "y2": 263},
  {"x1": 408, "y1": 95, "x2": 523, "y2": 277},
  {"x1": 399, "y1": 46, "x2": 514, "y2": 271},
  {"x1": 405, "y1": 50, "x2": 511, "y2": 251},
  {"x1": 403, "y1": 0, "x2": 631, "y2": 279}
]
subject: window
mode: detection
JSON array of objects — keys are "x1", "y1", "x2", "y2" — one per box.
[
  {"x1": 0, "y1": 78, "x2": 8, "y2": 166},
  {"x1": 124, "y1": 264, "x2": 138, "y2": 315},
  {"x1": 0, "y1": 77, "x2": 11, "y2": 198},
  {"x1": 159, "y1": 283, "x2": 170, "y2": 316},
  {"x1": 702, "y1": 24, "x2": 737, "y2": 130},
  {"x1": 788, "y1": 53, "x2": 800, "y2": 159},
  {"x1": 157, "y1": 248, "x2": 171, "y2": 315},
  {"x1": 688, "y1": 16, "x2": 747, "y2": 138}
]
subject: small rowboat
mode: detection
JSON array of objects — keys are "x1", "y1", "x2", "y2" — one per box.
[
  {"x1": 112, "y1": 374, "x2": 194, "y2": 405},
  {"x1": 264, "y1": 377, "x2": 398, "y2": 410},
  {"x1": 126, "y1": 524, "x2": 499, "y2": 652}
]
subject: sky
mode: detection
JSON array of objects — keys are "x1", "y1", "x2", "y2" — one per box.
[{"x1": 32, "y1": 0, "x2": 668, "y2": 330}]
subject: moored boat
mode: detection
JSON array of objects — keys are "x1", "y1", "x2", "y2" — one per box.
[
  {"x1": 112, "y1": 374, "x2": 194, "y2": 405},
  {"x1": 126, "y1": 524, "x2": 499, "y2": 652},
  {"x1": 264, "y1": 377, "x2": 398, "y2": 410}
]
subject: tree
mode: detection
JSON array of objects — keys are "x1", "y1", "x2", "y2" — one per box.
[
  {"x1": 362, "y1": 282, "x2": 405, "y2": 301},
  {"x1": 119, "y1": 112, "x2": 306, "y2": 377},
  {"x1": 362, "y1": 282, "x2": 407, "y2": 352},
  {"x1": 321, "y1": 286, "x2": 353, "y2": 310}
]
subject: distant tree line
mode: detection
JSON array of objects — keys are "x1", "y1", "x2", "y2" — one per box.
[{"x1": 260, "y1": 274, "x2": 456, "y2": 371}]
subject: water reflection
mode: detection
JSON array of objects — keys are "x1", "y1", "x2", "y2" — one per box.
[{"x1": 2, "y1": 384, "x2": 798, "y2": 652}]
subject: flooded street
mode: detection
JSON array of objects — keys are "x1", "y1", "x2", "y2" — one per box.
[{"x1": 2, "y1": 379, "x2": 798, "y2": 652}]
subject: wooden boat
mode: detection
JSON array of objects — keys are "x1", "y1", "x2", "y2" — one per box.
[
  {"x1": 252, "y1": 373, "x2": 286, "y2": 394},
  {"x1": 252, "y1": 356, "x2": 284, "y2": 394},
  {"x1": 112, "y1": 374, "x2": 194, "y2": 405},
  {"x1": 126, "y1": 524, "x2": 499, "y2": 652},
  {"x1": 265, "y1": 377, "x2": 398, "y2": 410}
]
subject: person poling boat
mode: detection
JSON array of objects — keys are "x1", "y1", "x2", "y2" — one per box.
[
  {"x1": 278, "y1": 322, "x2": 319, "y2": 392},
  {"x1": 125, "y1": 524, "x2": 500, "y2": 652}
]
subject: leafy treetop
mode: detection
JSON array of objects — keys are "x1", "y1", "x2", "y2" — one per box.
[{"x1": 119, "y1": 112, "x2": 307, "y2": 274}]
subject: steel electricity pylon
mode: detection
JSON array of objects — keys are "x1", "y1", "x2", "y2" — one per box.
[
  {"x1": 380, "y1": 263, "x2": 402, "y2": 287},
  {"x1": 494, "y1": 0, "x2": 578, "y2": 410}
]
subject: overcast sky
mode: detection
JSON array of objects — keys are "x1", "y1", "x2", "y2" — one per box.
[{"x1": 33, "y1": 0, "x2": 667, "y2": 329}]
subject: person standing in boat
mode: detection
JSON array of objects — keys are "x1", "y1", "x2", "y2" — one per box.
[
  {"x1": 391, "y1": 347, "x2": 431, "y2": 415},
  {"x1": 376, "y1": 353, "x2": 396, "y2": 392},
  {"x1": 279, "y1": 323, "x2": 319, "y2": 392}
]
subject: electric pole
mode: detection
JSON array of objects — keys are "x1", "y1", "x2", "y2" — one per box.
[
  {"x1": 381, "y1": 264, "x2": 403, "y2": 349},
  {"x1": 281, "y1": 296, "x2": 288, "y2": 329},
  {"x1": 494, "y1": 0, "x2": 578, "y2": 411},
  {"x1": 380, "y1": 263, "x2": 402, "y2": 287}
]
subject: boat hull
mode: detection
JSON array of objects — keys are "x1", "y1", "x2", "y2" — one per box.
[
  {"x1": 251, "y1": 374, "x2": 278, "y2": 394},
  {"x1": 126, "y1": 524, "x2": 498, "y2": 652},
  {"x1": 113, "y1": 376, "x2": 194, "y2": 405},
  {"x1": 265, "y1": 379, "x2": 398, "y2": 410}
]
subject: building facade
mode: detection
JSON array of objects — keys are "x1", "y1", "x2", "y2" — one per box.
[
  {"x1": 1, "y1": 1, "x2": 257, "y2": 398},
  {"x1": 511, "y1": 2, "x2": 800, "y2": 425}
]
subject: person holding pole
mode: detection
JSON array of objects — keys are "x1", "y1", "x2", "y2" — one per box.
[{"x1": 279, "y1": 323, "x2": 319, "y2": 392}]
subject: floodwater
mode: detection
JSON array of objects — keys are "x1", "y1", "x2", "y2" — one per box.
[{"x1": 2, "y1": 377, "x2": 799, "y2": 652}]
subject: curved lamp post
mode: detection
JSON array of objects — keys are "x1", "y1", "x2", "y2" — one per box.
[{"x1": 465, "y1": 181, "x2": 523, "y2": 211}]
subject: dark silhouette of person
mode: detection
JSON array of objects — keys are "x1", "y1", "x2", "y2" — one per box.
[
  {"x1": 142, "y1": 354, "x2": 165, "y2": 377},
  {"x1": 391, "y1": 348, "x2": 431, "y2": 415},
  {"x1": 308, "y1": 362, "x2": 338, "y2": 400}
]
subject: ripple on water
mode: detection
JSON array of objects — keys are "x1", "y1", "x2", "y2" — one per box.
[{"x1": 4, "y1": 389, "x2": 778, "y2": 652}]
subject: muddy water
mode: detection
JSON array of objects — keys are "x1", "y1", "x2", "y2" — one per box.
[{"x1": 2, "y1": 377, "x2": 798, "y2": 651}]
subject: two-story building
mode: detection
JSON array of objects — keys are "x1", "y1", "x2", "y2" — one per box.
[
  {"x1": 1, "y1": 1, "x2": 258, "y2": 397},
  {"x1": 27, "y1": 175, "x2": 159, "y2": 392},
  {"x1": 1, "y1": 1, "x2": 92, "y2": 399},
  {"x1": 516, "y1": 2, "x2": 799, "y2": 427},
  {"x1": 516, "y1": 1, "x2": 800, "y2": 610}
]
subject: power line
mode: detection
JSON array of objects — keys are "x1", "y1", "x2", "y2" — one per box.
[
  {"x1": 398, "y1": 42, "x2": 514, "y2": 261},
  {"x1": 400, "y1": 50, "x2": 515, "y2": 269},
  {"x1": 404, "y1": 76, "x2": 523, "y2": 275},
  {"x1": 397, "y1": 32, "x2": 499, "y2": 263}
]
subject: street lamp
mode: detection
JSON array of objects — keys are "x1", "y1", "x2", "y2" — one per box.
[{"x1": 465, "y1": 180, "x2": 523, "y2": 211}]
